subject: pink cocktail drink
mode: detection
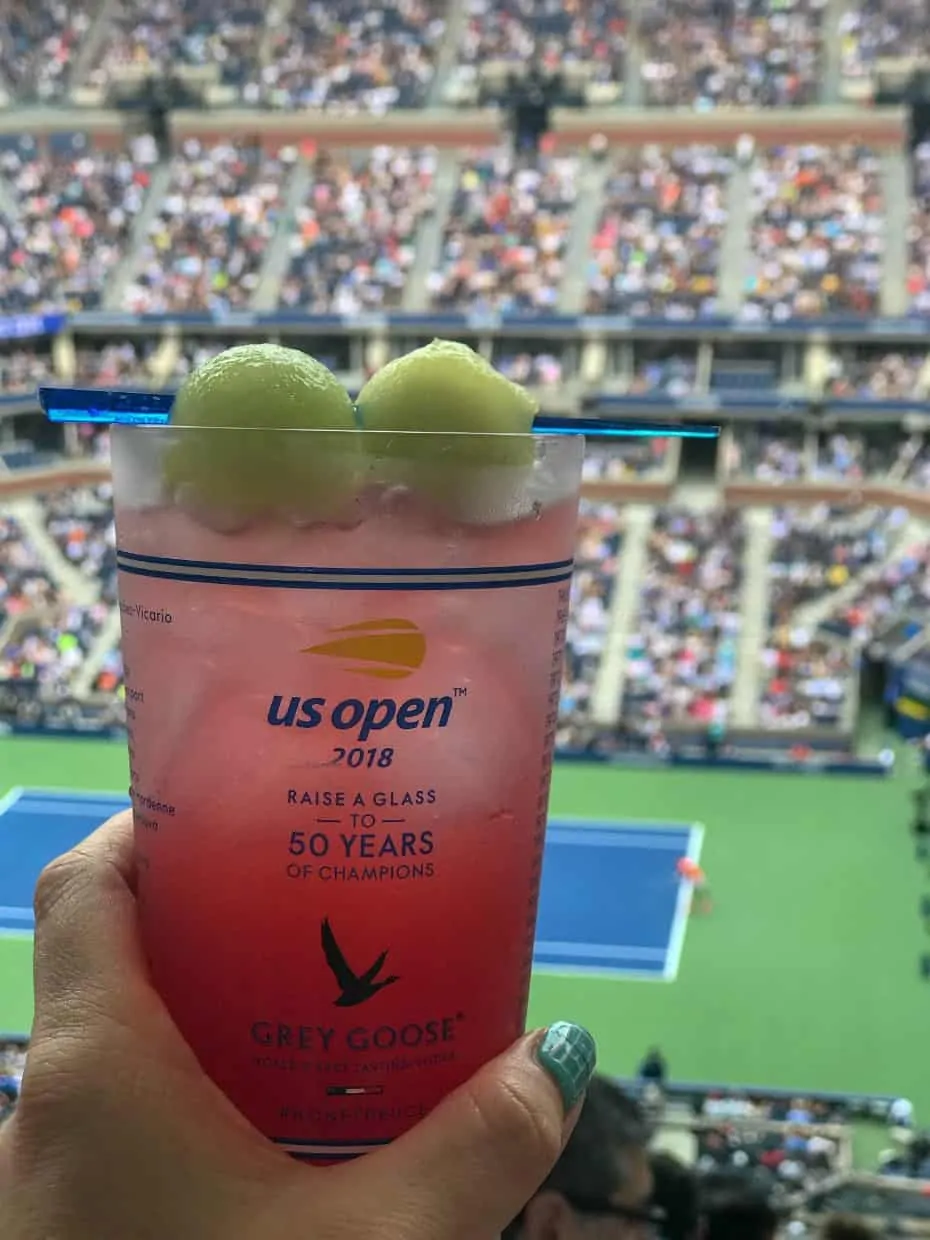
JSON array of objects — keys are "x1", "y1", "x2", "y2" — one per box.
[{"x1": 111, "y1": 426, "x2": 583, "y2": 1160}]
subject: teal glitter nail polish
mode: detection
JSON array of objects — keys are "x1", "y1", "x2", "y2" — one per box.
[{"x1": 537, "y1": 1022, "x2": 597, "y2": 1112}]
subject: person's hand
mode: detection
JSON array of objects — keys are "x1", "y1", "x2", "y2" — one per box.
[{"x1": 0, "y1": 811, "x2": 596, "y2": 1240}]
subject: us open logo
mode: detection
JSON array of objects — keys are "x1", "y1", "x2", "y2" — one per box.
[{"x1": 301, "y1": 618, "x2": 426, "y2": 680}]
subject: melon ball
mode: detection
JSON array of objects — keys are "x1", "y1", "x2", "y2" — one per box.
[
  {"x1": 164, "y1": 344, "x2": 360, "y2": 526},
  {"x1": 356, "y1": 339, "x2": 537, "y2": 468}
]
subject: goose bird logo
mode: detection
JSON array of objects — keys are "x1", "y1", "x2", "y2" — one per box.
[{"x1": 321, "y1": 917, "x2": 399, "y2": 1007}]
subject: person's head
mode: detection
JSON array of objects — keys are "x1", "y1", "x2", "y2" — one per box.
[
  {"x1": 820, "y1": 1217, "x2": 880, "y2": 1240},
  {"x1": 505, "y1": 1074, "x2": 656, "y2": 1239},
  {"x1": 649, "y1": 1152, "x2": 699, "y2": 1240},
  {"x1": 700, "y1": 1170, "x2": 779, "y2": 1240}
]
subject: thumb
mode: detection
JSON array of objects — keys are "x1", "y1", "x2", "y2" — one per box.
[{"x1": 346, "y1": 1023, "x2": 596, "y2": 1240}]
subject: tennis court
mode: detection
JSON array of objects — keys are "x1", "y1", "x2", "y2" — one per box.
[
  {"x1": 0, "y1": 787, "x2": 703, "y2": 980},
  {"x1": 1, "y1": 734, "x2": 927, "y2": 1117}
]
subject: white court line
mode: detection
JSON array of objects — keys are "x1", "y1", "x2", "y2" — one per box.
[
  {"x1": 14, "y1": 802, "x2": 128, "y2": 818},
  {"x1": 663, "y1": 822, "x2": 706, "y2": 983},
  {"x1": 550, "y1": 816, "x2": 698, "y2": 833},
  {"x1": 537, "y1": 941, "x2": 667, "y2": 961},
  {"x1": 548, "y1": 828, "x2": 691, "y2": 851},
  {"x1": 22, "y1": 787, "x2": 128, "y2": 802},
  {"x1": 0, "y1": 787, "x2": 25, "y2": 819},
  {"x1": 0, "y1": 907, "x2": 34, "y2": 922},
  {"x1": 535, "y1": 964, "x2": 671, "y2": 984}
]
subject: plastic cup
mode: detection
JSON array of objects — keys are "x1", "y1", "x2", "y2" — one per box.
[{"x1": 110, "y1": 423, "x2": 584, "y2": 1162}]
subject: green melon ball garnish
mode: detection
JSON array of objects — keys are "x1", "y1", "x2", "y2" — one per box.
[
  {"x1": 163, "y1": 344, "x2": 360, "y2": 525},
  {"x1": 356, "y1": 339, "x2": 538, "y2": 468}
]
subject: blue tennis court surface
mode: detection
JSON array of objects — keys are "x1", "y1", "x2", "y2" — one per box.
[{"x1": 0, "y1": 788, "x2": 702, "y2": 981}]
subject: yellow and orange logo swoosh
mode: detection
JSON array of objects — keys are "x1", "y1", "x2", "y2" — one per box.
[{"x1": 301, "y1": 619, "x2": 426, "y2": 680}]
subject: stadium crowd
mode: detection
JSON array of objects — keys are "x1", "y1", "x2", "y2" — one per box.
[
  {"x1": 86, "y1": 0, "x2": 266, "y2": 95},
  {"x1": 827, "y1": 350, "x2": 928, "y2": 401},
  {"x1": 587, "y1": 145, "x2": 730, "y2": 320},
  {"x1": 828, "y1": 542, "x2": 930, "y2": 641},
  {"x1": 559, "y1": 497, "x2": 624, "y2": 745},
  {"x1": 280, "y1": 147, "x2": 436, "y2": 314},
  {"x1": 742, "y1": 144, "x2": 884, "y2": 322},
  {"x1": 0, "y1": 347, "x2": 52, "y2": 394},
  {"x1": 457, "y1": 0, "x2": 627, "y2": 82},
  {"x1": 2, "y1": 9, "x2": 930, "y2": 1239},
  {"x1": 122, "y1": 139, "x2": 289, "y2": 315},
  {"x1": 7, "y1": 0, "x2": 930, "y2": 120},
  {"x1": 630, "y1": 353, "x2": 697, "y2": 396},
  {"x1": 725, "y1": 426, "x2": 807, "y2": 481},
  {"x1": 623, "y1": 508, "x2": 744, "y2": 727},
  {"x1": 262, "y1": 0, "x2": 446, "y2": 111},
  {"x1": 0, "y1": 135, "x2": 156, "y2": 314},
  {"x1": 73, "y1": 338, "x2": 159, "y2": 387},
  {"x1": 639, "y1": 0, "x2": 826, "y2": 109},
  {"x1": 429, "y1": 149, "x2": 578, "y2": 314},
  {"x1": 841, "y1": 0, "x2": 930, "y2": 82},
  {"x1": 908, "y1": 140, "x2": 930, "y2": 316},
  {"x1": 0, "y1": 0, "x2": 91, "y2": 103}
]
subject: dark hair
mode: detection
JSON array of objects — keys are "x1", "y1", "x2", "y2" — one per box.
[
  {"x1": 503, "y1": 1075, "x2": 648, "y2": 1238},
  {"x1": 821, "y1": 1217, "x2": 880, "y2": 1240},
  {"x1": 700, "y1": 1170, "x2": 779, "y2": 1240},
  {"x1": 650, "y1": 1151, "x2": 700, "y2": 1240}
]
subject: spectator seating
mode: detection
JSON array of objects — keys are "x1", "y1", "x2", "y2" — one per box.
[
  {"x1": 624, "y1": 508, "x2": 744, "y2": 725},
  {"x1": 123, "y1": 139, "x2": 290, "y2": 314},
  {"x1": 761, "y1": 504, "x2": 904, "y2": 728},
  {"x1": 742, "y1": 144, "x2": 884, "y2": 321},
  {"x1": 827, "y1": 350, "x2": 929, "y2": 400},
  {"x1": 169, "y1": 336, "x2": 238, "y2": 382},
  {"x1": 0, "y1": 507, "x2": 109, "y2": 695},
  {"x1": 759, "y1": 633, "x2": 852, "y2": 728},
  {"x1": 630, "y1": 353, "x2": 697, "y2": 396},
  {"x1": 280, "y1": 147, "x2": 436, "y2": 313},
  {"x1": 908, "y1": 141, "x2": 930, "y2": 315},
  {"x1": 0, "y1": 0, "x2": 91, "y2": 103},
  {"x1": 725, "y1": 427, "x2": 807, "y2": 481},
  {"x1": 587, "y1": 146, "x2": 730, "y2": 320},
  {"x1": 493, "y1": 349, "x2": 563, "y2": 387},
  {"x1": 0, "y1": 348, "x2": 53, "y2": 393},
  {"x1": 74, "y1": 339, "x2": 161, "y2": 387},
  {"x1": 829, "y1": 543, "x2": 930, "y2": 641},
  {"x1": 582, "y1": 439, "x2": 671, "y2": 481},
  {"x1": 560, "y1": 497, "x2": 624, "y2": 745},
  {"x1": 42, "y1": 485, "x2": 118, "y2": 604},
  {"x1": 812, "y1": 431, "x2": 898, "y2": 481},
  {"x1": 695, "y1": 1117, "x2": 842, "y2": 1196},
  {"x1": 768, "y1": 504, "x2": 896, "y2": 624},
  {"x1": 454, "y1": 0, "x2": 627, "y2": 95},
  {"x1": 73, "y1": 425, "x2": 111, "y2": 461},
  {"x1": 92, "y1": 644, "x2": 124, "y2": 696},
  {"x1": 0, "y1": 514, "x2": 55, "y2": 628},
  {"x1": 0, "y1": 136, "x2": 156, "y2": 313},
  {"x1": 88, "y1": 0, "x2": 265, "y2": 96},
  {"x1": 640, "y1": 0, "x2": 826, "y2": 108},
  {"x1": 840, "y1": 0, "x2": 930, "y2": 85},
  {"x1": 263, "y1": 0, "x2": 445, "y2": 111},
  {"x1": 428, "y1": 149, "x2": 578, "y2": 313}
]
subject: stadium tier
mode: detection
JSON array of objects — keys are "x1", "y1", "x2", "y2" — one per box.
[{"x1": 5, "y1": 7, "x2": 930, "y2": 1237}]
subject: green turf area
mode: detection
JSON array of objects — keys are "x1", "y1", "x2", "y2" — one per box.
[{"x1": 1, "y1": 735, "x2": 927, "y2": 1118}]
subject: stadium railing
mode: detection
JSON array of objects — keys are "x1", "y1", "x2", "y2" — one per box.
[{"x1": 618, "y1": 1077, "x2": 900, "y2": 1124}]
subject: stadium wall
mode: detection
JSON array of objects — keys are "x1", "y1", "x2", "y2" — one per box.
[{"x1": 0, "y1": 104, "x2": 907, "y2": 148}]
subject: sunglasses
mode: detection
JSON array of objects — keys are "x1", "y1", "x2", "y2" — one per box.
[{"x1": 565, "y1": 1193, "x2": 668, "y2": 1230}]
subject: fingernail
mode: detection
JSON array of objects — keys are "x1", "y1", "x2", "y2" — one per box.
[{"x1": 536, "y1": 1021, "x2": 597, "y2": 1113}]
